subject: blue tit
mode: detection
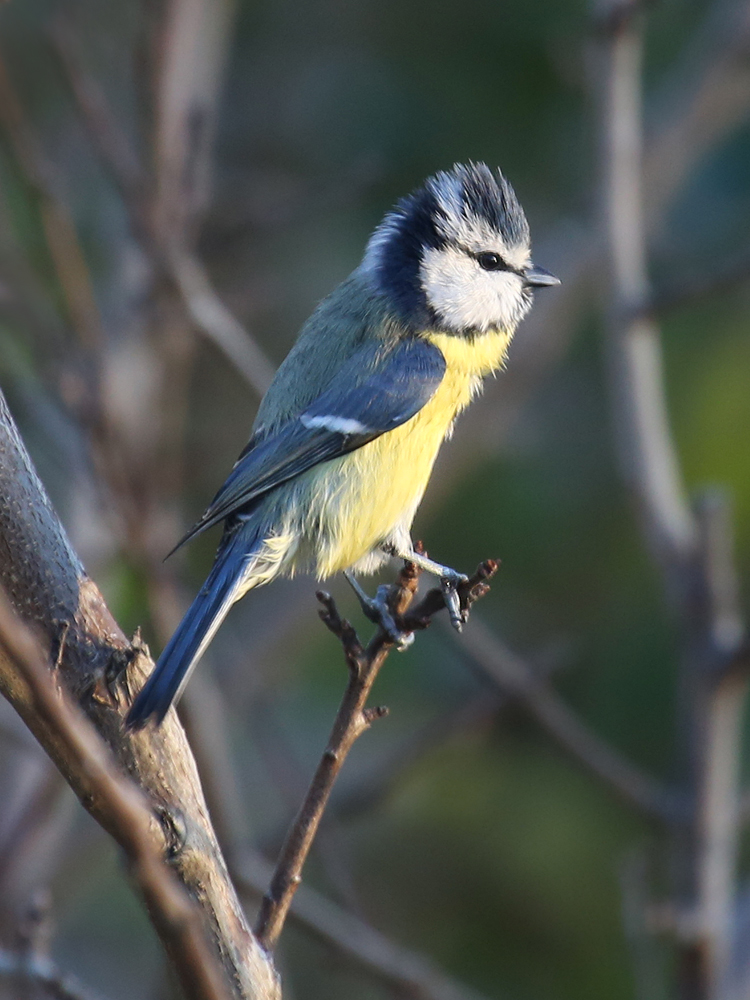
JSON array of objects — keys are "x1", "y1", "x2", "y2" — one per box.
[{"x1": 126, "y1": 162, "x2": 559, "y2": 729}]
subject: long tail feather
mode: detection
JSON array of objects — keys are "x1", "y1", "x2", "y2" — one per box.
[{"x1": 126, "y1": 525, "x2": 266, "y2": 730}]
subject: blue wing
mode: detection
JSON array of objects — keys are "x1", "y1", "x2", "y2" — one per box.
[{"x1": 172, "y1": 337, "x2": 446, "y2": 551}]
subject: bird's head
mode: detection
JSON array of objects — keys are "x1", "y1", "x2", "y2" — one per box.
[{"x1": 362, "y1": 162, "x2": 559, "y2": 336}]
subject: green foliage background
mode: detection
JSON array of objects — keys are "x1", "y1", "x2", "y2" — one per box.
[{"x1": 0, "y1": 1, "x2": 749, "y2": 998}]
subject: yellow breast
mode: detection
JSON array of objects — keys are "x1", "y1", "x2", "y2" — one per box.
[{"x1": 305, "y1": 328, "x2": 512, "y2": 576}]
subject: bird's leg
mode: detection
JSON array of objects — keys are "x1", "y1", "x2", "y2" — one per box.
[
  {"x1": 381, "y1": 543, "x2": 468, "y2": 631},
  {"x1": 343, "y1": 571, "x2": 414, "y2": 650}
]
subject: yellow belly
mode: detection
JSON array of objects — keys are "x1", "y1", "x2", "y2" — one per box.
[{"x1": 305, "y1": 328, "x2": 512, "y2": 576}]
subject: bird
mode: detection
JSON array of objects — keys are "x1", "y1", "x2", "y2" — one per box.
[{"x1": 126, "y1": 162, "x2": 559, "y2": 729}]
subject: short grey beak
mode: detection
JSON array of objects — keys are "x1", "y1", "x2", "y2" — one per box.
[{"x1": 524, "y1": 265, "x2": 561, "y2": 288}]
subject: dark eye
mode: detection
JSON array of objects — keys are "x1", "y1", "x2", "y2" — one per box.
[{"x1": 476, "y1": 252, "x2": 505, "y2": 271}]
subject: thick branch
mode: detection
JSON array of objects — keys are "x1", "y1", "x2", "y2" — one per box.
[
  {"x1": 598, "y1": 7, "x2": 749, "y2": 998},
  {"x1": 0, "y1": 390, "x2": 278, "y2": 1000},
  {"x1": 0, "y1": 589, "x2": 230, "y2": 1000},
  {"x1": 600, "y1": 6, "x2": 697, "y2": 586}
]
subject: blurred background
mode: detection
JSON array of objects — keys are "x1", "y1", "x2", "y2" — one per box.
[{"x1": 0, "y1": 0, "x2": 749, "y2": 998}]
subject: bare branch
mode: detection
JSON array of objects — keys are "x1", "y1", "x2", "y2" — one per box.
[
  {"x1": 597, "y1": 7, "x2": 750, "y2": 997},
  {"x1": 253, "y1": 575, "x2": 408, "y2": 952},
  {"x1": 0, "y1": 945, "x2": 107, "y2": 1000},
  {"x1": 239, "y1": 851, "x2": 495, "y2": 1000},
  {"x1": 254, "y1": 561, "x2": 497, "y2": 952},
  {"x1": 600, "y1": 6, "x2": 697, "y2": 587},
  {"x1": 169, "y1": 250, "x2": 276, "y2": 396},
  {"x1": 51, "y1": 20, "x2": 276, "y2": 398},
  {"x1": 458, "y1": 616, "x2": 685, "y2": 822},
  {"x1": 0, "y1": 389, "x2": 279, "y2": 1000},
  {"x1": 0, "y1": 588, "x2": 232, "y2": 1000}
]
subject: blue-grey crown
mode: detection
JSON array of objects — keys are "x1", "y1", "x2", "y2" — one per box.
[
  {"x1": 429, "y1": 162, "x2": 530, "y2": 246},
  {"x1": 365, "y1": 162, "x2": 529, "y2": 330}
]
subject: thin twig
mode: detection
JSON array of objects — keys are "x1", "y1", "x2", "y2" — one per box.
[
  {"x1": 0, "y1": 588, "x2": 232, "y2": 1000},
  {"x1": 238, "y1": 851, "x2": 495, "y2": 1000},
  {"x1": 457, "y1": 616, "x2": 686, "y2": 822},
  {"x1": 254, "y1": 560, "x2": 497, "y2": 951},
  {"x1": 169, "y1": 250, "x2": 276, "y2": 396},
  {"x1": 253, "y1": 571, "x2": 409, "y2": 952},
  {"x1": 0, "y1": 49, "x2": 103, "y2": 354},
  {"x1": 0, "y1": 945, "x2": 107, "y2": 1000},
  {"x1": 51, "y1": 17, "x2": 276, "y2": 398}
]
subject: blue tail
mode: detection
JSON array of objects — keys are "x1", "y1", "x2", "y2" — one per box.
[{"x1": 126, "y1": 525, "x2": 262, "y2": 730}]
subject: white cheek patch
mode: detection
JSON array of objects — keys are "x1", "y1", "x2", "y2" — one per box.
[
  {"x1": 300, "y1": 414, "x2": 370, "y2": 435},
  {"x1": 420, "y1": 246, "x2": 531, "y2": 332}
]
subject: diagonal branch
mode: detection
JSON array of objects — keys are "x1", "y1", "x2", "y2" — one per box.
[
  {"x1": 0, "y1": 389, "x2": 279, "y2": 1000},
  {"x1": 50, "y1": 15, "x2": 276, "y2": 398},
  {"x1": 254, "y1": 561, "x2": 497, "y2": 952},
  {"x1": 458, "y1": 617, "x2": 686, "y2": 823},
  {"x1": 172, "y1": 628, "x2": 503, "y2": 1000},
  {"x1": 0, "y1": 945, "x2": 108, "y2": 1000},
  {"x1": 0, "y1": 588, "x2": 231, "y2": 1000},
  {"x1": 239, "y1": 851, "x2": 495, "y2": 1000}
]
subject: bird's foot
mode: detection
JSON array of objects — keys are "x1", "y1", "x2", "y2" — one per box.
[
  {"x1": 439, "y1": 569, "x2": 470, "y2": 633},
  {"x1": 344, "y1": 571, "x2": 414, "y2": 650},
  {"x1": 382, "y1": 545, "x2": 469, "y2": 632}
]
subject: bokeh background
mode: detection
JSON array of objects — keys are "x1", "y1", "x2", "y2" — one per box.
[{"x1": 0, "y1": 0, "x2": 749, "y2": 998}]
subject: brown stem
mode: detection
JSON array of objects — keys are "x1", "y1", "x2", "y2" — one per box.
[
  {"x1": 0, "y1": 389, "x2": 279, "y2": 999},
  {"x1": 239, "y1": 850, "x2": 495, "y2": 1000},
  {"x1": 253, "y1": 593, "x2": 400, "y2": 951},
  {"x1": 0, "y1": 589, "x2": 231, "y2": 1000},
  {"x1": 254, "y1": 560, "x2": 496, "y2": 951},
  {"x1": 597, "y1": 5, "x2": 749, "y2": 998}
]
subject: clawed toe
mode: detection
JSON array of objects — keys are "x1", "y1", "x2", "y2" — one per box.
[
  {"x1": 344, "y1": 573, "x2": 414, "y2": 650},
  {"x1": 368, "y1": 585, "x2": 414, "y2": 649},
  {"x1": 441, "y1": 574, "x2": 469, "y2": 632}
]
